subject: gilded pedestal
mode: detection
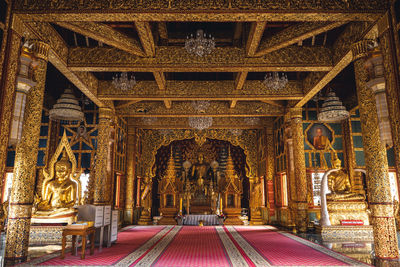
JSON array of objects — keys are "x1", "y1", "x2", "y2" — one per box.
[{"x1": 5, "y1": 41, "x2": 50, "y2": 262}]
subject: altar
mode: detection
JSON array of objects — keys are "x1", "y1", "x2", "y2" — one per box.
[
  {"x1": 153, "y1": 139, "x2": 246, "y2": 225},
  {"x1": 183, "y1": 215, "x2": 221, "y2": 226}
]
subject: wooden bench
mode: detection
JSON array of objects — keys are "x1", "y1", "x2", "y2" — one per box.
[{"x1": 61, "y1": 226, "x2": 95, "y2": 260}]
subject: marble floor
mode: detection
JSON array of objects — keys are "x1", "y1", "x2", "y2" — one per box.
[{"x1": 296, "y1": 230, "x2": 400, "y2": 266}]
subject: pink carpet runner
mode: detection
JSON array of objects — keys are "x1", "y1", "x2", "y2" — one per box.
[
  {"x1": 23, "y1": 225, "x2": 370, "y2": 266},
  {"x1": 30, "y1": 226, "x2": 165, "y2": 266},
  {"x1": 230, "y1": 226, "x2": 365, "y2": 266},
  {"x1": 151, "y1": 226, "x2": 230, "y2": 267}
]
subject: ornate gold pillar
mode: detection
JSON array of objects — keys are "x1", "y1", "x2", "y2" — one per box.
[
  {"x1": 93, "y1": 107, "x2": 114, "y2": 205},
  {"x1": 284, "y1": 114, "x2": 297, "y2": 227},
  {"x1": 124, "y1": 128, "x2": 136, "y2": 224},
  {"x1": 290, "y1": 108, "x2": 308, "y2": 232},
  {"x1": 5, "y1": 41, "x2": 50, "y2": 262},
  {"x1": 352, "y1": 40, "x2": 399, "y2": 260},
  {"x1": 378, "y1": 14, "x2": 400, "y2": 194},
  {"x1": 265, "y1": 127, "x2": 275, "y2": 222},
  {"x1": 0, "y1": 29, "x2": 21, "y2": 195}
]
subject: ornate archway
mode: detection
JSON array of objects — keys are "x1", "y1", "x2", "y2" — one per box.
[{"x1": 140, "y1": 129, "x2": 258, "y2": 181}]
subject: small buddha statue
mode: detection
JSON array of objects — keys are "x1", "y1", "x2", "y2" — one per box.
[
  {"x1": 191, "y1": 154, "x2": 210, "y2": 183},
  {"x1": 140, "y1": 175, "x2": 153, "y2": 213},
  {"x1": 326, "y1": 157, "x2": 364, "y2": 201},
  {"x1": 34, "y1": 151, "x2": 78, "y2": 216}
]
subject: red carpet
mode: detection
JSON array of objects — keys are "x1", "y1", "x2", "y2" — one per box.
[
  {"x1": 23, "y1": 225, "x2": 370, "y2": 266},
  {"x1": 230, "y1": 226, "x2": 362, "y2": 266},
  {"x1": 152, "y1": 226, "x2": 230, "y2": 267},
  {"x1": 28, "y1": 226, "x2": 165, "y2": 266}
]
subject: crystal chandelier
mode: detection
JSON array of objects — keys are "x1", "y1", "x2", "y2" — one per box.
[
  {"x1": 318, "y1": 91, "x2": 349, "y2": 122},
  {"x1": 49, "y1": 88, "x2": 84, "y2": 123},
  {"x1": 185, "y1": 29, "x2": 215, "y2": 57},
  {"x1": 112, "y1": 72, "x2": 136, "y2": 91},
  {"x1": 263, "y1": 72, "x2": 288, "y2": 91},
  {"x1": 188, "y1": 117, "x2": 213, "y2": 130}
]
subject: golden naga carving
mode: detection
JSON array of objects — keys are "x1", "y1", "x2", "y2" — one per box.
[
  {"x1": 326, "y1": 156, "x2": 364, "y2": 202},
  {"x1": 32, "y1": 131, "x2": 81, "y2": 223}
]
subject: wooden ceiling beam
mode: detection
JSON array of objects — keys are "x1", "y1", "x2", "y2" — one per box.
[
  {"x1": 261, "y1": 100, "x2": 285, "y2": 107},
  {"x1": 117, "y1": 101, "x2": 284, "y2": 117},
  {"x1": 127, "y1": 117, "x2": 273, "y2": 129},
  {"x1": 68, "y1": 46, "x2": 333, "y2": 72},
  {"x1": 153, "y1": 71, "x2": 166, "y2": 90},
  {"x1": 135, "y1": 21, "x2": 155, "y2": 57},
  {"x1": 55, "y1": 21, "x2": 145, "y2": 57},
  {"x1": 235, "y1": 71, "x2": 248, "y2": 90},
  {"x1": 246, "y1": 22, "x2": 267, "y2": 57},
  {"x1": 98, "y1": 80, "x2": 304, "y2": 101},
  {"x1": 14, "y1": 2, "x2": 384, "y2": 23},
  {"x1": 256, "y1": 21, "x2": 346, "y2": 56},
  {"x1": 116, "y1": 100, "x2": 141, "y2": 109},
  {"x1": 22, "y1": 21, "x2": 107, "y2": 108},
  {"x1": 296, "y1": 22, "x2": 373, "y2": 107}
]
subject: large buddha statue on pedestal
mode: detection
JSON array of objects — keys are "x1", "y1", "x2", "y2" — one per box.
[
  {"x1": 323, "y1": 156, "x2": 369, "y2": 226},
  {"x1": 32, "y1": 132, "x2": 81, "y2": 224},
  {"x1": 36, "y1": 151, "x2": 77, "y2": 213},
  {"x1": 326, "y1": 157, "x2": 364, "y2": 202}
]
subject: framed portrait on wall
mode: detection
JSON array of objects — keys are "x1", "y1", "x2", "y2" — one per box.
[{"x1": 305, "y1": 123, "x2": 334, "y2": 151}]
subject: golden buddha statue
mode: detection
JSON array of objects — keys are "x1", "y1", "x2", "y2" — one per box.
[
  {"x1": 326, "y1": 157, "x2": 364, "y2": 201},
  {"x1": 32, "y1": 132, "x2": 81, "y2": 224},
  {"x1": 36, "y1": 151, "x2": 77, "y2": 212},
  {"x1": 191, "y1": 154, "x2": 209, "y2": 182}
]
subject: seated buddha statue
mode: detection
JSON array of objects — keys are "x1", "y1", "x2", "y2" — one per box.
[
  {"x1": 33, "y1": 151, "x2": 79, "y2": 222},
  {"x1": 326, "y1": 157, "x2": 364, "y2": 201}
]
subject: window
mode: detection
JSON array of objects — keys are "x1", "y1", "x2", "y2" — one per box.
[
  {"x1": 389, "y1": 172, "x2": 399, "y2": 201},
  {"x1": 311, "y1": 172, "x2": 324, "y2": 206},
  {"x1": 79, "y1": 173, "x2": 90, "y2": 199},
  {"x1": 2, "y1": 172, "x2": 13, "y2": 202},
  {"x1": 281, "y1": 173, "x2": 288, "y2": 206}
]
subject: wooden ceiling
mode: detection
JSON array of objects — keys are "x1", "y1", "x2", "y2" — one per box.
[{"x1": 14, "y1": 0, "x2": 384, "y2": 126}]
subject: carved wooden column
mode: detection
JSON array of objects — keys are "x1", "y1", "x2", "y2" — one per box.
[
  {"x1": 352, "y1": 40, "x2": 399, "y2": 261},
  {"x1": 93, "y1": 107, "x2": 114, "y2": 205},
  {"x1": 265, "y1": 127, "x2": 275, "y2": 222},
  {"x1": 284, "y1": 114, "x2": 297, "y2": 228},
  {"x1": 0, "y1": 29, "x2": 21, "y2": 194},
  {"x1": 136, "y1": 176, "x2": 142, "y2": 208},
  {"x1": 378, "y1": 14, "x2": 400, "y2": 194},
  {"x1": 290, "y1": 107, "x2": 308, "y2": 232},
  {"x1": 124, "y1": 128, "x2": 136, "y2": 224},
  {"x1": 5, "y1": 41, "x2": 50, "y2": 263}
]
